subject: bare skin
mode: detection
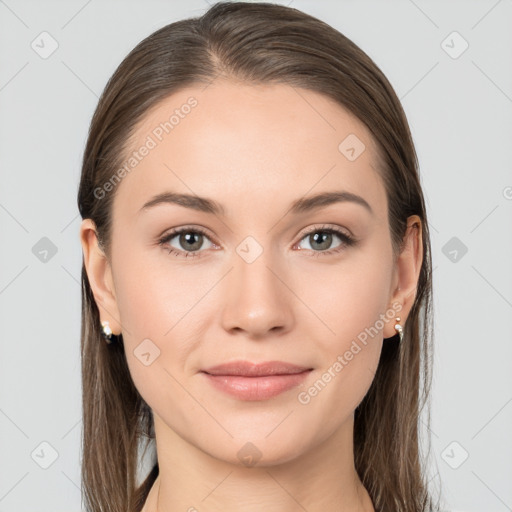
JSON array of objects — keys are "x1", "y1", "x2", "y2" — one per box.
[{"x1": 80, "y1": 79, "x2": 422, "y2": 512}]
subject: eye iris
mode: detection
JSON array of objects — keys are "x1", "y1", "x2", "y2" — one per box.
[
  {"x1": 310, "y1": 231, "x2": 332, "y2": 250},
  {"x1": 180, "y1": 232, "x2": 203, "y2": 251}
]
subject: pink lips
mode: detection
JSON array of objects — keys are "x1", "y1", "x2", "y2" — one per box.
[{"x1": 201, "y1": 360, "x2": 313, "y2": 401}]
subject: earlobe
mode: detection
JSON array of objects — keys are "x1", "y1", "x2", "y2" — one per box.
[
  {"x1": 79, "y1": 219, "x2": 122, "y2": 335},
  {"x1": 383, "y1": 215, "x2": 423, "y2": 339}
]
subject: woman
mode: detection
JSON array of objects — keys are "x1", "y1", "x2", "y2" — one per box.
[{"x1": 78, "y1": 2, "x2": 436, "y2": 511}]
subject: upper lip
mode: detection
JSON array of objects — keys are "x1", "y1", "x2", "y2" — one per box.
[{"x1": 202, "y1": 360, "x2": 312, "y2": 377}]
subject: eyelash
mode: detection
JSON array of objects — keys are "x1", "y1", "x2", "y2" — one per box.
[{"x1": 157, "y1": 224, "x2": 356, "y2": 259}]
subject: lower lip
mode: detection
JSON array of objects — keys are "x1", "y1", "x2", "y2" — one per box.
[{"x1": 202, "y1": 370, "x2": 312, "y2": 401}]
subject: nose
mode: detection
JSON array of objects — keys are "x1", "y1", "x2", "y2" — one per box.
[{"x1": 219, "y1": 247, "x2": 295, "y2": 339}]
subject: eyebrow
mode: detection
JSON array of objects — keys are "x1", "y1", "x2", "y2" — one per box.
[{"x1": 139, "y1": 190, "x2": 373, "y2": 216}]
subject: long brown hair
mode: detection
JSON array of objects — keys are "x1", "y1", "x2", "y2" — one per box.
[{"x1": 77, "y1": 2, "x2": 436, "y2": 511}]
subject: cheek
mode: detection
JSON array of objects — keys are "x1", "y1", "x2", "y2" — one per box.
[
  {"x1": 298, "y1": 241, "x2": 393, "y2": 351},
  {"x1": 111, "y1": 244, "x2": 215, "y2": 397},
  {"x1": 293, "y1": 240, "x2": 393, "y2": 410},
  {"x1": 112, "y1": 240, "x2": 211, "y2": 336}
]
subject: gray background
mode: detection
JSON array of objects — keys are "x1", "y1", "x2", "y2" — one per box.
[{"x1": 1, "y1": 0, "x2": 511, "y2": 511}]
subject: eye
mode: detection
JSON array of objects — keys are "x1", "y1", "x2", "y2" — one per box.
[
  {"x1": 295, "y1": 225, "x2": 356, "y2": 257},
  {"x1": 158, "y1": 226, "x2": 217, "y2": 258},
  {"x1": 157, "y1": 224, "x2": 356, "y2": 259}
]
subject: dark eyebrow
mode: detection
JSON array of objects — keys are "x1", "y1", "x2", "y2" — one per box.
[
  {"x1": 139, "y1": 190, "x2": 372, "y2": 216},
  {"x1": 290, "y1": 191, "x2": 373, "y2": 215},
  {"x1": 140, "y1": 192, "x2": 226, "y2": 216}
]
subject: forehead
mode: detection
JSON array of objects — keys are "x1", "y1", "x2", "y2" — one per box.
[{"x1": 113, "y1": 79, "x2": 387, "y2": 223}]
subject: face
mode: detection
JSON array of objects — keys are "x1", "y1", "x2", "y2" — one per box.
[{"x1": 83, "y1": 79, "x2": 408, "y2": 467}]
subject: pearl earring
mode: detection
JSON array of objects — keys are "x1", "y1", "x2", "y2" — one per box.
[
  {"x1": 101, "y1": 320, "x2": 115, "y2": 344},
  {"x1": 394, "y1": 317, "x2": 404, "y2": 342}
]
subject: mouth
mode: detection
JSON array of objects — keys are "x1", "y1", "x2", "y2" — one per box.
[
  {"x1": 202, "y1": 360, "x2": 312, "y2": 377},
  {"x1": 200, "y1": 360, "x2": 313, "y2": 400}
]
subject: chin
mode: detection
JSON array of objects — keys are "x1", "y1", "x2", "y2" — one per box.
[{"x1": 201, "y1": 428, "x2": 316, "y2": 469}]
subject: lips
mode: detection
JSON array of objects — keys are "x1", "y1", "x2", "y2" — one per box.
[
  {"x1": 201, "y1": 360, "x2": 312, "y2": 377},
  {"x1": 200, "y1": 360, "x2": 313, "y2": 401}
]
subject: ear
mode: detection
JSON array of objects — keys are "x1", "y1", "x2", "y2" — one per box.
[
  {"x1": 383, "y1": 214, "x2": 423, "y2": 339},
  {"x1": 79, "y1": 219, "x2": 122, "y2": 335}
]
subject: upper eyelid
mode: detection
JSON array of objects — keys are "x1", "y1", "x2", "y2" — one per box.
[{"x1": 298, "y1": 224, "x2": 352, "y2": 238}]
